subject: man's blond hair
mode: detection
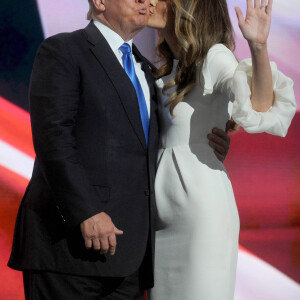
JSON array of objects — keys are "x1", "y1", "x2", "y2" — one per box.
[{"x1": 87, "y1": 0, "x2": 94, "y2": 20}]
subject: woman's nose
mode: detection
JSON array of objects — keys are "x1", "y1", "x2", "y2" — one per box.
[{"x1": 150, "y1": 0, "x2": 158, "y2": 7}]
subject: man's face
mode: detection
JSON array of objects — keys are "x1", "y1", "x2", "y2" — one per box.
[{"x1": 101, "y1": 0, "x2": 150, "y2": 39}]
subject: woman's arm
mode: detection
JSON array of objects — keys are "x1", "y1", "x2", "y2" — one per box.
[
  {"x1": 206, "y1": 0, "x2": 295, "y2": 138},
  {"x1": 235, "y1": 0, "x2": 274, "y2": 112}
]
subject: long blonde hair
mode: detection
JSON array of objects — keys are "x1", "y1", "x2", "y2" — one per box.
[{"x1": 157, "y1": 0, "x2": 235, "y2": 115}]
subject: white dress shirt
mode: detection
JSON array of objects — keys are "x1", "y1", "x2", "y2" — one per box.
[{"x1": 93, "y1": 19, "x2": 151, "y2": 117}]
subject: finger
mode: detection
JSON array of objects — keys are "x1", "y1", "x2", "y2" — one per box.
[
  {"x1": 266, "y1": 0, "x2": 273, "y2": 14},
  {"x1": 84, "y1": 237, "x2": 93, "y2": 249},
  {"x1": 99, "y1": 237, "x2": 109, "y2": 254},
  {"x1": 209, "y1": 140, "x2": 227, "y2": 156},
  {"x1": 214, "y1": 150, "x2": 225, "y2": 162},
  {"x1": 254, "y1": 0, "x2": 260, "y2": 8},
  {"x1": 247, "y1": 0, "x2": 252, "y2": 9},
  {"x1": 261, "y1": 0, "x2": 267, "y2": 8},
  {"x1": 234, "y1": 6, "x2": 244, "y2": 26},
  {"x1": 114, "y1": 227, "x2": 124, "y2": 235},
  {"x1": 212, "y1": 128, "x2": 231, "y2": 143},
  {"x1": 92, "y1": 238, "x2": 101, "y2": 251},
  {"x1": 108, "y1": 234, "x2": 117, "y2": 255},
  {"x1": 207, "y1": 134, "x2": 228, "y2": 150}
]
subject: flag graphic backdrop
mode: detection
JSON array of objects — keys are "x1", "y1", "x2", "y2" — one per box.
[{"x1": 0, "y1": 0, "x2": 299, "y2": 299}]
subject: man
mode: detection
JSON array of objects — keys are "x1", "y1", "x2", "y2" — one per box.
[{"x1": 8, "y1": 0, "x2": 231, "y2": 299}]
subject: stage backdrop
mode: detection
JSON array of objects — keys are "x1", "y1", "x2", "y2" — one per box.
[{"x1": 0, "y1": 0, "x2": 299, "y2": 299}]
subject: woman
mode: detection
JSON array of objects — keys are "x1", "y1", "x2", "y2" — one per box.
[{"x1": 147, "y1": 0, "x2": 296, "y2": 299}]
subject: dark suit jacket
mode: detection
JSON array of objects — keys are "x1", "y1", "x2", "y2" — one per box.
[{"x1": 8, "y1": 21, "x2": 159, "y2": 288}]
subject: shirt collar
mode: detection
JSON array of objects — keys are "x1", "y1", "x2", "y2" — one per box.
[{"x1": 93, "y1": 18, "x2": 133, "y2": 54}]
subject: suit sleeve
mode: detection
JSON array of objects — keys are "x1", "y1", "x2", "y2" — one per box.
[{"x1": 30, "y1": 35, "x2": 104, "y2": 230}]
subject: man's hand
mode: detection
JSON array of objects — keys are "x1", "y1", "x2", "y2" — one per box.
[
  {"x1": 207, "y1": 127, "x2": 231, "y2": 162},
  {"x1": 80, "y1": 212, "x2": 123, "y2": 255}
]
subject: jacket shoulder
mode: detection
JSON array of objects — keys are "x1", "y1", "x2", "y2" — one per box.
[{"x1": 41, "y1": 28, "x2": 85, "y2": 46}]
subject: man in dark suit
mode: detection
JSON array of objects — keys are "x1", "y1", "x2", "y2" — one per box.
[{"x1": 8, "y1": 0, "x2": 231, "y2": 299}]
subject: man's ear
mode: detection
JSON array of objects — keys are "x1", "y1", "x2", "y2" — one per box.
[{"x1": 93, "y1": 0, "x2": 106, "y2": 12}]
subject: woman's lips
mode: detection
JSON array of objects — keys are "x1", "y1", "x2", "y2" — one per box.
[{"x1": 149, "y1": 7, "x2": 155, "y2": 15}]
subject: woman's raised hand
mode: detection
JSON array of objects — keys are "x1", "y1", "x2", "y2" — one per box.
[{"x1": 235, "y1": 0, "x2": 273, "y2": 48}]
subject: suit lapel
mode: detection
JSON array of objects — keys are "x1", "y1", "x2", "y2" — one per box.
[
  {"x1": 133, "y1": 45, "x2": 158, "y2": 148},
  {"x1": 84, "y1": 22, "x2": 147, "y2": 150},
  {"x1": 132, "y1": 44, "x2": 157, "y2": 105}
]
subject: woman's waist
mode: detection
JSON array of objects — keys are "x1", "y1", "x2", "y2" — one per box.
[
  {"x1": 159, "y1": 140, "x2": 212, "y2": 150},
  {"x1": 158, "y1": 142, "x2": 226, "y2": 172}
]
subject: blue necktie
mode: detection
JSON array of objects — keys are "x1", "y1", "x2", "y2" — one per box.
[{"x1": 120, "y1": 43, "x2": 149, "y2": 146}]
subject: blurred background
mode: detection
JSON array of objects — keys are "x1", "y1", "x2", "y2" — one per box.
[{"x1": 0, "y1": 0, "x2": 299, "y2": 299}]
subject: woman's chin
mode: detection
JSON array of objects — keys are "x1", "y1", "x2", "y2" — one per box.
[{"x1": 147, "y1": 19, "x2": 165, "y2": 29}]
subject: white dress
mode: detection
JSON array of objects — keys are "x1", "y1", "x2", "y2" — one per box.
[{"x1": 149, "y1": 44, "x2": 296, "y2": 300}]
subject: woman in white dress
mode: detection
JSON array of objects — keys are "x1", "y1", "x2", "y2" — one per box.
[{"x1": 147, "y1": 0, "x2": 296, "y2": 299}]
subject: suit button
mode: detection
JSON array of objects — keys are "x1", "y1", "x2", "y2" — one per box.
[{"x1": 144, "y1": 189, "x2": 150, "y2": 196}]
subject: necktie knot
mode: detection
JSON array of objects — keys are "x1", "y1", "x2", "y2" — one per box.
[{"x1": 120, "y1": 43, "x2": 131, "y2": 55}]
